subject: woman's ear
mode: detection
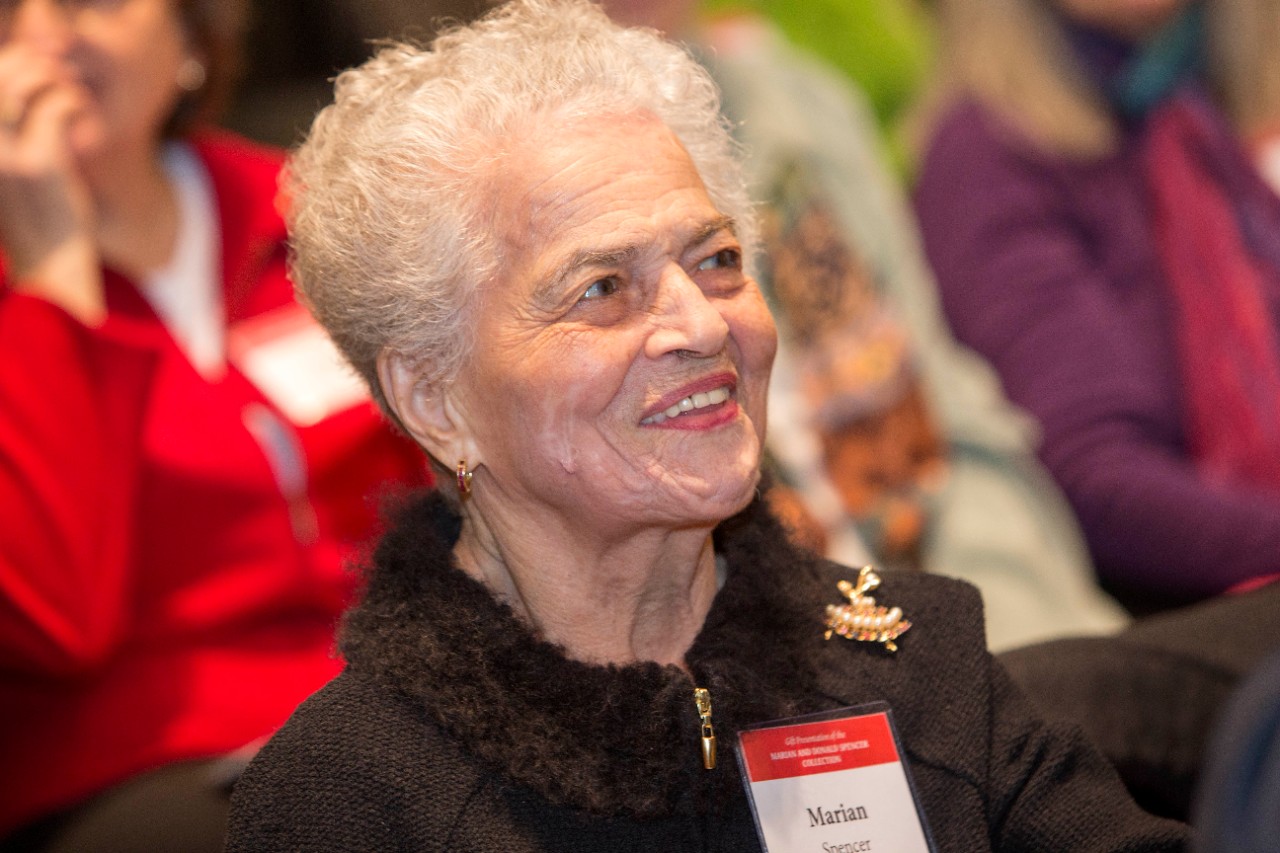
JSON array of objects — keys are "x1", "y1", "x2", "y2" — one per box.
[{"x1": 377, "y1": 350, "x2": 477, "y2": 465}]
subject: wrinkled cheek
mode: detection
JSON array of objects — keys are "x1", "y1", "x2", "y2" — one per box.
[
  {"x1": 519, "y1": 348, "x2": 630, "y2": 477},
  {"x1": 734, "y1": 432, "x2": 765, "y2": 486},
  {"x1": 752, "y1": 311, "x2": 780, "y2": 377},
  {"x1": 742, "y1": 318, "x2": 778, "y2": 445},
  {"x1": 735, "y1": 295, "x2": 778, "y2": 384},
  {"x1": 643, "y1": 434, "x2": 761, "y2": 507},
  {"x1": 491, "y1": 330, "x2": 622, "y2": 473},
  {"x1": 713, "y1": 435, "x2": 765, "y2": 513},
  {"x1": 527, "y1": 390, "x2": 591, "y2": 475}
]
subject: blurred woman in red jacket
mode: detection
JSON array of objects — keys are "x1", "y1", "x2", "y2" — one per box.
[{"x1": 0, "y1": 1, "x2": 428, "y2": 849}]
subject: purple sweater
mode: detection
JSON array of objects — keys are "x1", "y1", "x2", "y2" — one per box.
[{"x1": 913, "y1": 99, "x2": 1280, "y2": 605}]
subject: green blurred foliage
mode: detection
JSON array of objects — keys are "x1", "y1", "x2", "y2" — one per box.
[{"x1": 704, "y1": 0, "x2": 934, "y2": 129}]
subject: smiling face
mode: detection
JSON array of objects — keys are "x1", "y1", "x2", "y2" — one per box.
[
  {"x1": 2, "y1": 0, "x2": 193, "y2": 158},
  {"x1": 426, "y1": 112, "x2": 776, "y2": 537}
]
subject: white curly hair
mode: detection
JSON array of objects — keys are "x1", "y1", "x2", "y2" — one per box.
[{"x1": 285, "y1": 0, "x2": 757, "y2": 414}]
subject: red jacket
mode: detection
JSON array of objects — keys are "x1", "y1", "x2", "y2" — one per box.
[{"x1": 0, "y1": 132, "x2": 429, "y2": 835}]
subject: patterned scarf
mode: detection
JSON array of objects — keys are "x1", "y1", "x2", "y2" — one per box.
[{"x1": 1143, "y1": 89, "x2": 1280, "y2": 490}]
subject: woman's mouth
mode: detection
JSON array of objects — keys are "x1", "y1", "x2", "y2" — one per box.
[{"x1": 640, "y1": 385, "x2": 732, "y2": 425}]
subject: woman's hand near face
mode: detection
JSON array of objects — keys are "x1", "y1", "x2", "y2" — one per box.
[{"x1": 0, "y1": 42, "x2": 103, "y2": 325}]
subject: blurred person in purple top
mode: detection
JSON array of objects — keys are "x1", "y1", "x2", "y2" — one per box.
[{"x1": 912, "y1": 0, "x2": 1280, "y2": 611}]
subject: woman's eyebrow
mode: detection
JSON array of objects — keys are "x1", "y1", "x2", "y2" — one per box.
[
  {"x1": 532, "y1": 214, "x2": 737, "y2": 304},
  {"x1": 534, "y1": 245, "x2": 641, "y2": 304},
  {"x1": 687, "y1": 215, "x2": 737, "y2": 249}
]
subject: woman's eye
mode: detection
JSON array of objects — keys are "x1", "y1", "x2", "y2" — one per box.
[
  {"x1": 697, "y1": 248, "x2": 741, "y2": 271},
  {"x1": 580, "y1": 277, "x2": 620, "y2": 301}
]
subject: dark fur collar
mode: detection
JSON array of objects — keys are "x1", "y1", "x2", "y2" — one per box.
[{"x1": 340, "y1": 491, "x2": 845, "y2": 818}]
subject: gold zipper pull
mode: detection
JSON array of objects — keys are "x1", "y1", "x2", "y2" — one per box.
[{"x1": 694, "y1": 687, "x2": 716, "y2": 770}]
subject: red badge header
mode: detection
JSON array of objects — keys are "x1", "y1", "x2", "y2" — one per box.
[{"x1": 739, "y1": 711, "x2": 900, "y2": 782}]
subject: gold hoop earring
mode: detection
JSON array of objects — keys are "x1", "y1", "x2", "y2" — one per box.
[{"x1": 456, "y1": 460, "x2": 473, "y2": 498}]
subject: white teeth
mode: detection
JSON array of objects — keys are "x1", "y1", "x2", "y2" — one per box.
[{"x1": 642, "y1": 385, "x2": 732, "y2": 424}]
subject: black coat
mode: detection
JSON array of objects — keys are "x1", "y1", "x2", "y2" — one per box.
[{"x1": 226, "y1": 493, "x2": 1187, "y2": 852}]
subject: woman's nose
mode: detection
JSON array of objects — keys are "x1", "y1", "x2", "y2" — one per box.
[
  {"x1": 644, "y1": 265, "x2": 731, "y2": 360},
  {"x1": 9, "y1": 0, "x2": 75, "y2": 54}
]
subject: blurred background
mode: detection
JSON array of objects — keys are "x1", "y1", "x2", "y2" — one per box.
[{"x1": 225, "y1": 0, "x2": 932, "y2": 151}]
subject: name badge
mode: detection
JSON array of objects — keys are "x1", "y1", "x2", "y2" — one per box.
[
  {"x1": 227, "y1": 305, "x2": 369, "y2": 427},
  {"x1": 737, "y1": 703, "x2": 935, "y2": 853}
]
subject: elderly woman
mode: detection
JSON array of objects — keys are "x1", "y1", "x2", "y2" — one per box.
[{"x1": 225, "y1": 2, "x2": 1187, "y2": 850}]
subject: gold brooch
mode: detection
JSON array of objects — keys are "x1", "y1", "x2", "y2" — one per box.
[{"x1": 823, "y1": 566, "x2": 911, "y2": 652}]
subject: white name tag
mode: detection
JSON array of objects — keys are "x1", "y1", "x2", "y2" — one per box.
[
  {"x1": 737, "y1": 704, "x2": 935, "y2": 853},
  {"x1": 227, "y1": 305, "x2": 369, "y2": 427}
]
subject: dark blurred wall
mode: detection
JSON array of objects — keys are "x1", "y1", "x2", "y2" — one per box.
[{"x1": 226, "y1": 0, "x2": 488, "y2": 147}]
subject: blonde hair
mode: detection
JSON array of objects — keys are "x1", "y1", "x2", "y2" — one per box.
[
  {"x1": 284, "y1": 0, "x2": 755, "y2": 414},
  {"x1": 910, "y1": 0, "x2": 1280, "y2": 159},
  {"x1": 1211, "y1": 0, "x2": 1280, "y2": 137}
]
